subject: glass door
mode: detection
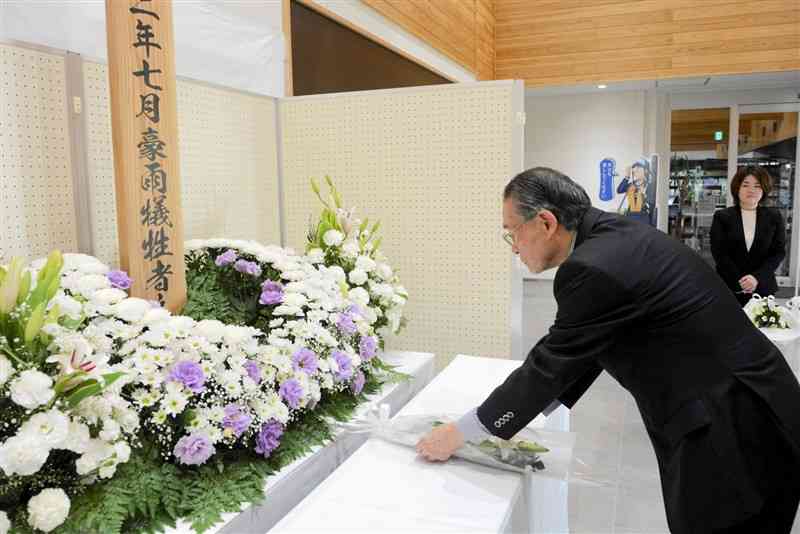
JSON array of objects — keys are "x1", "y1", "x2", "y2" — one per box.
[
  {"x1": 668, "y1": 108, "x2": 730, "y2": 265},
  {"x1": 736, "y1": 104, "x2": 800, "y2": 291}
]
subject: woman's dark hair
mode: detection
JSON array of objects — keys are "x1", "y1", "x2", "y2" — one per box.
[{"x1": 730, "y1": 166, "x2": 772, "y2": 206}]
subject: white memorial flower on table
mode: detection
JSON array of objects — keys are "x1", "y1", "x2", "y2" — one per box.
[
  {"x1": 19, "y1": 409, "x2": 70, "y2": 449},
  {"x1": 0, "y1": 435, "x2": 50, "y2": 476},
  {"x1": 355, "y1": 256, "x2": 376, "y2": 273},
  {"x1": 10, "y1": 370, "x2": 54, "y2": 409},
  {"x1": 113, "y1": 298, "x2": 151, "y2": 323},
  {"x1": 0, "y1": 510, "x2": 9, "y2": 534},
  {"x1": 323, "y1": 229, "x2": 344, "y2": 247},
  {"x1": 0, "y1": 355, "x2": 14, "y2": 386},
  {"x1": 27, "y1": 488, "x2": 70, "y2": 533},
  {"x1": 348, "y1": 269, "x2": 368, "y2": 286},
  {"x1": 348, "y1": 287, "x2": 370, "y2": 308}
]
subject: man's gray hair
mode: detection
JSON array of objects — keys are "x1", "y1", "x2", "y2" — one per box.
[{"x1": 504, "y1": 167, "x2": 591, "y2": 231}]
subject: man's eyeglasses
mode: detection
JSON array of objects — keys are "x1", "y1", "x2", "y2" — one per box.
[{"x1": 502, "y1": 220, "x2": 528, "y2": 246}]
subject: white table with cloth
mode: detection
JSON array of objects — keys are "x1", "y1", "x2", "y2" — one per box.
[
  {"x1": 762, "y1": 327, "x2": 800, "y2": 378},
  {"x1": 269, "y1": 354, "x2": 571, "y2": 534},
  {"x1": 167, "y1": 350, "x2": 436, "y2": 534}
]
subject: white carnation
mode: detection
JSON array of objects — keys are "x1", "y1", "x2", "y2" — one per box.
[
  {"x1": 10, "y1": 370, "x2": 54, "y2": 409},
  {"x1": 91, "y1": 287, "x2": 127, "y2": 307},
  {"x1": 0, "y1": 435, "x2": 49, "y2": 476},
  {"x1": 141, "y1": 307, "x2": 171, "y2": 326},
  {"x1": 50, "y1": 293, "x2": 83, "y2": 320},
  {"x1": 341, "y1": 240, "x2": 360, "y2": 259},
  {"x1": 327, "y1": 265, "x2": 347, "y2": 283},
  {"x1": 194, "y1": 319, "x2": 225, "y2": 343},
  {"x1": 362, "y1": 306, "x2": 378, "y2": 325},
  {"x1": 19, "y1": 409, "x2": 70, "y2": 448},
  {"x1": 27, "y1": 488, "x2": 70, "y2": 533},
  {"x1": 306, "y1": 248, "x2": 325, "y2": 263},
  {"x1": 348, "y1": 287, "x2": 370, "y2": 308},
  {"x1": 113, "y1": 298, "x2": 151, "y2": 323},
  {"x1": 348, "y1": 269, "x2": 368, "y2": 286},
  {"x1": 0, "y1": 355, "x2": 14, "y2": 386},
  {"x1": 323, "y1": 229, "x2": 344, "y2": 247},
  {"x1": 76, "y1": 274, "x2": 111, "y2": 298},
  {"x1": 376, "y1": 263, "x2": 393, "y2": 281},
  {"x1": 63, "y1": 420, "x2": 92, "y2": 453},
  {"x1": 355, "y1": 256, "x2": 377, "y2": 272},
  {"x1": 283, "y1": 292, "x2": 308, "y2": 308}
]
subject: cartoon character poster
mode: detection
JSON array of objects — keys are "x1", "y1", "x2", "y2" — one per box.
[{"x1": 613, "y1": 156, "x2": 658, "y2": 226}]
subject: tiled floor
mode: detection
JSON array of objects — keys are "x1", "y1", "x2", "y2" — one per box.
[{"x1": 522, "y1": 281, "x2": 800, "y2": 533}]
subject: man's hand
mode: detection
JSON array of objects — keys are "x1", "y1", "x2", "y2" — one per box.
[
  {"x1": 416, "y1": 422, "x2": 465, "y2": 462},
  {"x1": 739, "y1": 274, "x2": 758, "y2": 293}
]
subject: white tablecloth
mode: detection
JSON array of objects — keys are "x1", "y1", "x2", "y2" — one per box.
[
  {"x1": 762, "y1": 327, "x2": 800, "y2": 377},
  {"x1": 167, "y1": 350, "x2": 436, "y2": 534},
  {"x1": 270, "y1": 354, "x2": 570, "y2": 534}
]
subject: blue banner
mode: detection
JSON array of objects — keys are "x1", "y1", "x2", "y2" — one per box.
[{"x1": 599, "y1": 158, "x2": 615, "y2": 201}]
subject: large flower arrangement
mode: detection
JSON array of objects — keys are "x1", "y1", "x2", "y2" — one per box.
[
  {"x1": 744, "y1": 294, "x2": 792, "y2": 330},
  {"x1": 0, "y1": 252, "x2": 136, "y2": 533},
  {"x1": 0, "y1": 179, "x2": 408, "y2": 533},
  {"x1": 305, "y1": 176, "x2": 408, "y2": 339}
]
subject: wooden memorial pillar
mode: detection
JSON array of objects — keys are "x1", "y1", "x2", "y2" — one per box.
[{"x1": 105, "y1": 0, "x2": 186, "y2": 311}]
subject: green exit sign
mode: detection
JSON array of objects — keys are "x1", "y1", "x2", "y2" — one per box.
[{"x1": 715, "y1": 131, "x2": 724, "y2": 141}]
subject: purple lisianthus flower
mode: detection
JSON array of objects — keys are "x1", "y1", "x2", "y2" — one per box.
[
  {"x1": 332, "y1": 350, "x2": 354, "y2": 381},
  {"x1": 215, "y1": 249, "x2": 238, "y2": 267},
  {"x1": 292, "y1": 347, "x2": 319, "y2": 375},
  {"x1": 359, "y1": 335, "x2": 378, "y2": 361},
  {"x1": 234, "y1": 259, "x2": 262, "y2": 277},
  {"x1": 174, "y1": 433, "x2": 215, "y2": 465},
  {"x1": 107, "y1": 270, "x2": 132, "y2": 290},
  {"x1": 279, "y1": 378, "x2": 303, "y2": 409},
  {"x1": 351, "y1": 370, "x2": 366, "y2": 395},
  {"x1": 255, "y1": 420, "x2": 284, "y2": 457},
  {"x1": 259, "y1": 280, "x2": 284, "y2": 305},
  {"x1": 336, "y1": 312, "x2": 357, "y2": 336},
  {"x1": 244, "y1": 360, "x2": 262, "y2": 383},
  {"x1": 169, "y1": 361, "x2": 206, "y2": 393},
  {"x1": 222, "y1": 404, "x2": 253, "y2": 437}
]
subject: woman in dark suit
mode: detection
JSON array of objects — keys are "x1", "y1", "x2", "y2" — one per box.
[{"x1": 710, "y1": 166, "x2": 786, "y2": 305}]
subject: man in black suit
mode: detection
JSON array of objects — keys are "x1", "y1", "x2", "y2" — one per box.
[{"x1": 417, "y1": 167, "x2": 800, "y2": 533}]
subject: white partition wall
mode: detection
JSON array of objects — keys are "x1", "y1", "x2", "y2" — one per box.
[
  {"x1": 0, "y1": 44, "x2": 79, "y2": 260},
  {"x1": 280, "y1": 81, "x2": 524, "y2": 368},
  {"x1": 82, "y1": 61, "x2": 282, "y2": 266}
]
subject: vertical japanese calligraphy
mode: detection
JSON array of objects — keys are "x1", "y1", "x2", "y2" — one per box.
[{"x1": 105, "y1": 0, "x2": 186, "y2": 311}]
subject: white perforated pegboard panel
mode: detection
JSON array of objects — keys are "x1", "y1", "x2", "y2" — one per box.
[
  {"x1": 0, "y1": 44, "x2": 78, "y2": 262},
  {"x1": 83, "y1": 60, "x2": 281, "y2": 267},
  {"x1": 281, "y1": 83, "x2": 516, "y2": 369}
]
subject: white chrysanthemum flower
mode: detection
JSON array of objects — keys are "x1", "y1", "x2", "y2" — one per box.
[
  {"x1": 376, "y1": 263, "x2": 393, "y2": 281},
  {"x1": 19, "y1": 409, "x2": 70, "y2": 448},
  {"x1": 0, "y1": 355, "x2": 14, "y2": 386},
  {"x1": 194, "y1": 319, "x2": 226, "y2": 344},
  {"x1": 306, "y1": 248, "x2": 325, "y2": 263},
  {"x1": 63, "y1": 420, "x2": 92, "y2": 454},
  {"x1": 113, "y1": 298, "x2": 151, "y2": 323},
  {"x1": 27, "y1": 488, "x2": 70, "y2": 533},
  {"x1": 323, "y1": 229, "x2": 344, "y2": 247},
  {"x1": 91, "y1": 287, "x2": 127, "y2": 307},
  {"x1": 76, "y1": 274, "x2": 111, "y2": 299},
  {"x1": 10, "y1": 370, "x2": 54, "y2": 410},
  {"x1": 341, "y1": 240, "x2": 360, "y2": 259},
  {"x1": 99, "y1": 418, "x2": 121, "y2": 442},
  {"x1": 348, "y1": 269, "x2": 368, "y2": 286},
  {"x1": 50, "y1": 293, "x2": 83, "y2": 320},
  {"x1": 223, "y1": 325, "x2": 260, "y2": 346},
  {"x1": 355, "y1": 256, "x2": 376, "y2": 272},
  {"x1": 0, "y1": 435, "x2": 50, "y2": 476},
  {"x1": 348, "y1": 287, "x2": 370, "y2": 308},
  {"x1": 162, "y1": 391, "x2": 189, "y2": 417}
]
